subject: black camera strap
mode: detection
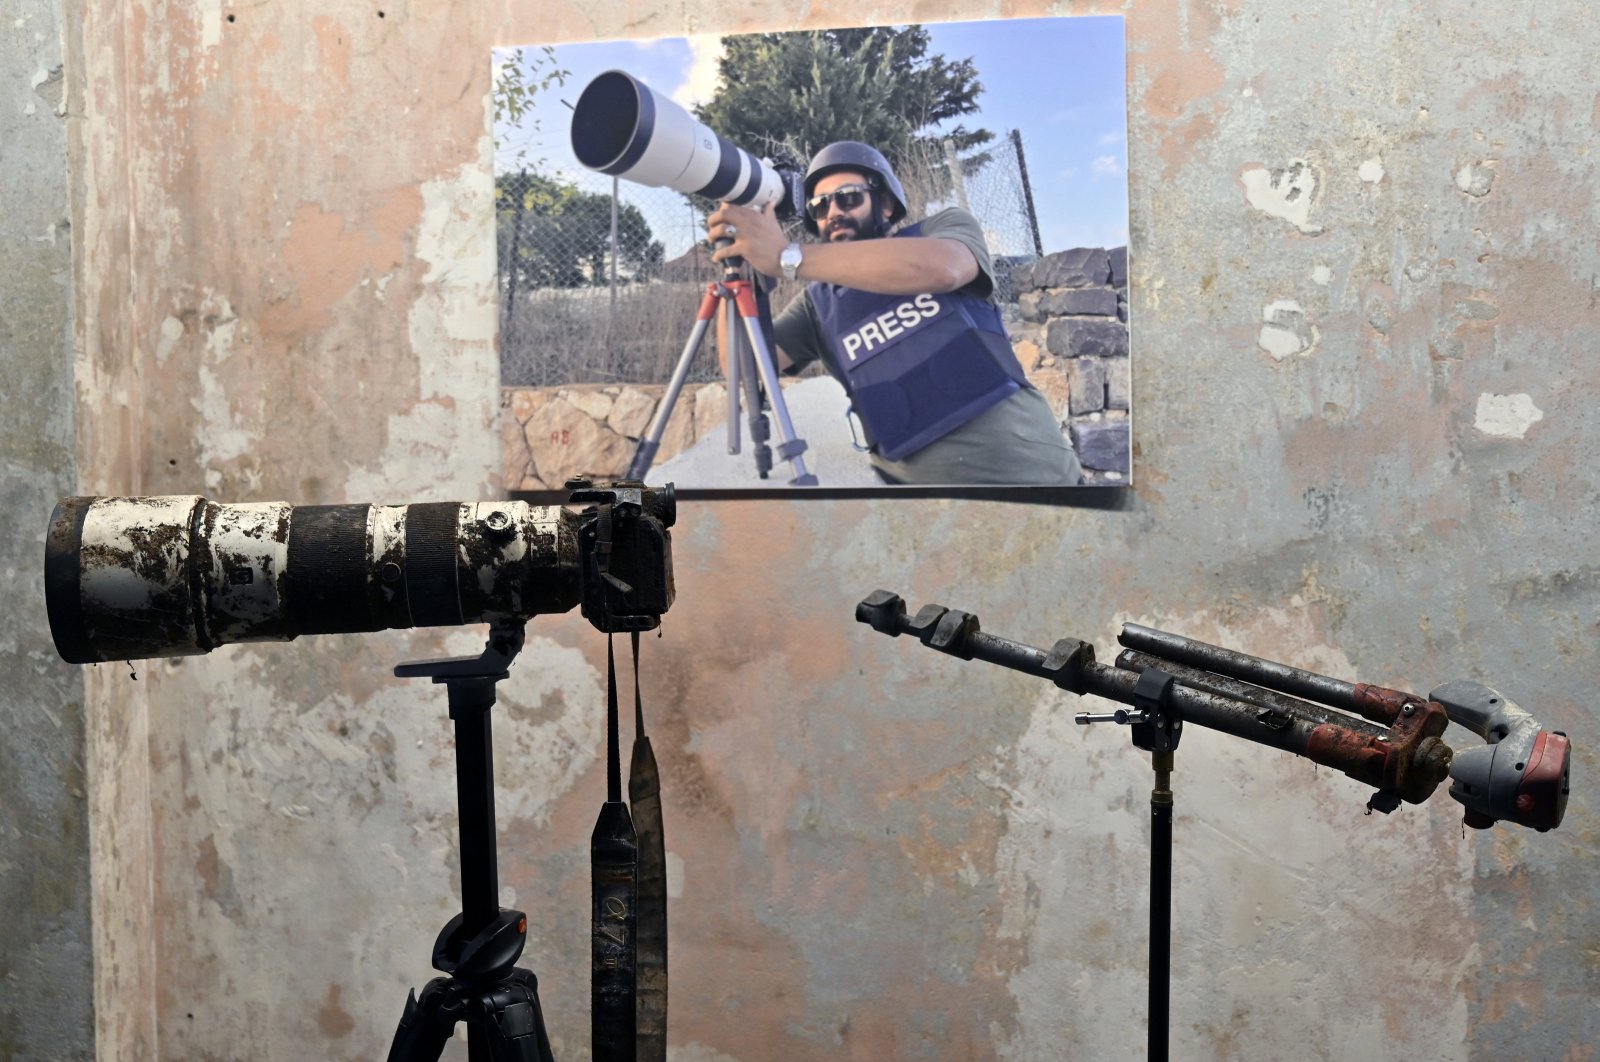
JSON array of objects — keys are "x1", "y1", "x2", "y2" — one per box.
[
  {"x1": 591, "y1": 632, "x2": 669, "y2": 1061},
  {"x1": 591, "y1": 635, "x2": 637, "y2": 1061},
  {"x1": 628, "y1": 630, "x2": 668, "y2": 1061}
]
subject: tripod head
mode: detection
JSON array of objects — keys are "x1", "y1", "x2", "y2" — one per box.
[{"x1": 1429, "y1": 681, "x2": 1570, "y2": 830}]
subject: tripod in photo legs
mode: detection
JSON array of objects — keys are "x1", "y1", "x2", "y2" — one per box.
[{"x1": 626, "y1": 247, "x2": 817, "y2": 485}]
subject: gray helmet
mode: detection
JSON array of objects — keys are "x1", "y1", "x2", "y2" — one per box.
[{"x1": 803, "y1": 141, "x2": 908, "y2": 235}]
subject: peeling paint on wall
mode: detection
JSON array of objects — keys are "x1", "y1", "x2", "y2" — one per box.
[
  {"x1": 1456, "y1": 161, "x2": 1496, "y2": 197},
  {"x1": 1473, "y1": 392, "x2": 1543, "y2": 438},
  {"x1": 344, "y1": 154, "x2": 500, "y2": 501},
  {"x1": 1240, "y1": 159, "x2": 1322, "y2": 235},
  {"x1": 1259, "y1": 299, "x2": 1318, "y2": 360}
]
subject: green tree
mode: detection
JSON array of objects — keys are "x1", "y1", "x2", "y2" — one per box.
[
  {"x1": 493, "y1": 46, "x2": 570, "y2": 169},
  {"x1": 497, "y1": 172, "x2": 664, "y2": 290},
  {"x1": 693, "y1": 28, "x2": 992, "y2": 188}
]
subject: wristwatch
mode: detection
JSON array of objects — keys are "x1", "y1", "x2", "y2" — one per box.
[{"x1": 779, "y1": 241, "x2": 804, "y2": 281}]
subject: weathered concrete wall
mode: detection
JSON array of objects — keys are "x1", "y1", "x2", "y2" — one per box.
[
  {"x1": 39, "y1": 1, "x2": 1599, "y2": 1060},
  {"x1": 0, "y1": 0, "x2": 95, "y2": 1057}
]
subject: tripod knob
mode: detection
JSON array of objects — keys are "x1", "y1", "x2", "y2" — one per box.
[
  {"x1": 1076, "y1": 708, "x2": 1139, "y2": 726},
  {"x1": 432, "y1": 908, "x2": 529, "y2": 983}
]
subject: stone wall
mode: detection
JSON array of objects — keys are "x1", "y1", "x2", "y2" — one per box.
[
  {"x1": 1007, "y1": 246, "x2": 1131, "y2": 483},
  {"x1": 504, "y1": 382, "x2": 727, "y2": 490}
]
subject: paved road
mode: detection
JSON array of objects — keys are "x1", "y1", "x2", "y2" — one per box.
[{"x1": 652, "y1": 376, "x2": 879, "y2": 488}]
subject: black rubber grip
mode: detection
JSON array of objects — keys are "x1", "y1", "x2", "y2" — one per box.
[
  {"x1": 285, "y1": 504, "x2": 375, "y2": 635},
  {"x1": 405, "y1": 503, "x2": 464, "y2": 628},
  {"x1": 728, "y1": 149, "x2": 764, "y2": 204},
  {"x1": 43, "y1": 497, "x2": 96, "y2": 664},
  {"x1": 697, "y1": 139, "x2": 744, "y2": 200}
]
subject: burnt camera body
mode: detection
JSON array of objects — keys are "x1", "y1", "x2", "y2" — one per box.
[{"x1": 568, "y1": 479, "x2": 675, "y2": 633}]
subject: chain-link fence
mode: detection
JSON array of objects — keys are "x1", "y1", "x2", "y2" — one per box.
[{"x1": 498, "y1": 131, "x2": 1044, "y2": 388}]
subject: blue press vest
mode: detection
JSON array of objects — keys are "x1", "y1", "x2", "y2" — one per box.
[{"x1": 808, "y1": 223, "x2": 1030, "y2": 460}]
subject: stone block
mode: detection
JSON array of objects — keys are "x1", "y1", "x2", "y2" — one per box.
[
  {"x1": 607, "y1": 387, "x2": 658, "y2": 439},
  {"x1": 692, "y1": 381, "x2": 729, "y2": 442},
  {"x1": 1012, "y1": 338, "x2": 1044, "y2": 372},
  {"x1": 1067, "y1": 358, "x2": 1107, "y2": 415},
  {"x1": 656, "y1": 388, "x2": 700, "y2": 462},
  {"x1": 1031, "y1": 247, "x2": 1111, "y2": 289},
  {"x1": 1008, "y1": 321, "x2": 1044, "y2": 348},
  {"x1": 1041, "y1": 288, "x2": 1118, "y2": 317},
  {"x1": 1107, "y1": 358, "x2": 1131, "y2": 410},
  {"x1": 1018, "y1": 291, "x2": 1045, "y2": 323},
  {"x1": 509, "y1": 387, "x2": 550, "y2": 423},
  {"x1": 1045, "y1": 317, "x2": 1130, "y2": 359},
  {"x1": 1070, "y1": 419, "x2": 1131, "y2": 473},
  {"x1": 1109, "y1": 246, "x2": 1128, "y2": 289},
  {"x1": 1010, "y1": 260, "x2": 1036, "y2": 293},
  {"x1": 1118, "y1": 293, "x2": 1128, "y2": 323},
  {"x1": 502, "y1": 411, "x2": 535, "y2": 490},
  {"x1": 526, "y1": 395, "x2": 633, "y2": 480},
  {"x1": 563, "y1": 387, "x2": 614, "y2": 421},
  {"x1": 1030, "y1": 368, "x2": 1070, "y2": 421}
]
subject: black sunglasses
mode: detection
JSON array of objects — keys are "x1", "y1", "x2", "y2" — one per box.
[{"x1": 805, "y1": 183, "x2": 874, "y2": 221}]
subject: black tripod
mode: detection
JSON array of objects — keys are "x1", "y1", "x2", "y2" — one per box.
[
  {"x1": 626, "y1": 248, "x2": 817, "y2": 485},
  {"x1": 387, "y1": 620, "x2": 555, "y2": 1062},
  {"x1": 1073, "y1": 670, "x2": 1183, "y2": 1062}
]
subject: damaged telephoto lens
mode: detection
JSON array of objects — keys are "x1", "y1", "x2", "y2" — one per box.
[{"x1": 45, "y1": 492, "x2": 674, "y2": 664}]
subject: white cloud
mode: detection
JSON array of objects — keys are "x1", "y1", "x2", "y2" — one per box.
[
  {"x1": 1092, "y1": 155, "x2": 1122, "y2": 179},
  {"x1": 1097, "y1": 129, "x2": 1125, "y2": 147},
  {"x1": 671, "y1": 35, "x2": 725, "y2": 108},
  {"x1": 1060, "y1": 167, "x2": 1080, "y2": 180}
]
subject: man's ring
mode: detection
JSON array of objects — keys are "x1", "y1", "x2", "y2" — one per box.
[{"x1": 724, "y1": 224, "x2": 737, "y2": 238}]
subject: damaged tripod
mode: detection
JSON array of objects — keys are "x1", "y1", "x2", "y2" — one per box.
[
  {"x1": 626, "y1": 237, "x2": 817, "y2": 485},
  {"x1": 856, "y1": 590, "x2": 1572, "y2": 1062}
]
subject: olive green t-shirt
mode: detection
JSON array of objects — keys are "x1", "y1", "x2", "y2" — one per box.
[{"x1": 772, "y1": 208, "x2": 1082, "y2": 486}]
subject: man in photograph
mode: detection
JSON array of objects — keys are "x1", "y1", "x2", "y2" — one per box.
[{"x1": 708, "y1": 141, "x2": 1083, "y2": 487}]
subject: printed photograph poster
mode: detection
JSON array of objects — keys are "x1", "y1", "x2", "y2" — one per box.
[{"x1": 494, "y1": 16, "x2": 1130, "y2": 492}]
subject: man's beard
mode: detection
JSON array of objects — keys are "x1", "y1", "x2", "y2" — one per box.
[
  {"x1": 827, "y1": 214, "x2": 885, "y2": 241},
  {"x1": 826, "y1": 195, "x2": 886, "y2": 241}
]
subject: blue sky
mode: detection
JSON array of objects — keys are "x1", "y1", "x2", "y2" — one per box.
[{"x1": 493, "y1": 16, "x2": 1128, "y2": 259}]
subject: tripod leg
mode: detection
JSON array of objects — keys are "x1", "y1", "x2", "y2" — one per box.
[
  {"x1": 476, "y1": 970, "x2": 556, "y2": 1062},
  {"x1": 387, "y1": 983, "x2": 456, "y2": 1062},
  {"x1": 736, "y1": 302, "x2": 818, "y2": 486},
  {"x1": 724, "y1": 298, "x2": 742, "y2": 456},
  {"x1": 629, "y1": 285, "x2": 719, "y2": 480},
  {"x1": 1150, "y1": 751, "x2": 1173, "y2": 1062},
  {"x1": 737, "y1": 322, "x2": 773, "y2": 479}
]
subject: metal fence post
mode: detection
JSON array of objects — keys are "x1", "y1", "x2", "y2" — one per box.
[{"x1": 1011, "y1": 128, "x2": 1044, "y2": 258}]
